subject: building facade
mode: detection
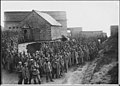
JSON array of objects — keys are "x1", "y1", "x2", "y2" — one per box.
[
  {"x1": 79, "y1": 31, "x2": 104, "y2": 38},
  {"x1": 67, "y1": 27, "x2": 82, "y2": 38},
  {"x1": 41, "y1": 11, "x2": 67, "y2": 36},
  {"x1": 4, "y1": 10, "x2": 67, "y2": 42}
]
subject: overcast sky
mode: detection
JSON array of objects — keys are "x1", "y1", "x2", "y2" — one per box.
[{"x1": 1, "y1": 1, "x2": 119, "y2": 36}]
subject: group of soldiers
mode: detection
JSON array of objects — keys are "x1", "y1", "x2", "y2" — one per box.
[
  {"x1": 1, "y1": 31, "x2": 19, "y2": 72},
  {"x1": 16, "y1": 38, "x2": 100, "y2": 84},
  {"x1": 1, "y1": 31, "x2": 100, "y2": 84}
]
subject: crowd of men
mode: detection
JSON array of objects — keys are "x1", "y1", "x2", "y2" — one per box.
[{"x1": 2, "y1": 30, "x2": 101, "y2": 84}]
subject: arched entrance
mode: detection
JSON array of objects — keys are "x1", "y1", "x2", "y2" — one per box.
[
  {"x1": 22, "y1": 28, "x2": 33, "y2": 42},
  {"x1": 24, "y1": 29, "x2": 27, "y2": 34}
]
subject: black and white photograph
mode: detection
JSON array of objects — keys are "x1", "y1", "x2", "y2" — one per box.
[{"x1": 1, "y1": 1, "x2": 119, "y2": 85}]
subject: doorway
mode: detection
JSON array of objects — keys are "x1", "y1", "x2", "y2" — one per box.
[{"x1": 23, "y1": 29, "x2": 28, "y2": 42}]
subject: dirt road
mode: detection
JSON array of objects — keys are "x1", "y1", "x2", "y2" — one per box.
[{"x1": 2, "y1": 63, "x2": 89, "y2": 84}]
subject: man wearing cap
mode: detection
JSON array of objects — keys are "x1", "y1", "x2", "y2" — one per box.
[
  {"x1": 22, "y1": 62, "x2": 30, "y2": 84},
  {"x1": 28, "y1": 59, "x2": 33, "y2": 84},
  {"x1": 17, "y1": 61, "x2": 23, "y2": 84},
  {"x1": 31, "y1": 63, "x2": 41, "y2": 84}
]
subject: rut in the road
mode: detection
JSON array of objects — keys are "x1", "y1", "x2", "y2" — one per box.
[
  {"x1": 63, "y1": 63, "x2": 89, "y2": 84},
  {"x1": 81, "y1": 61, "x2": 97, "y2": 84}
]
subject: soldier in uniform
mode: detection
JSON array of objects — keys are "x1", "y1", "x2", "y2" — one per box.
[
  {"x1": 9, "y1": 52, "x2": 14, "y2": 72},
  {"x1": 51, "y1": 57, "x2": 57, "y2": 79},
  {"x1": 17, "y1": 61, "x2": 23, "y2": 84},
  {"x1": 56, "y1": 56, "x2": 60, "y2": 78},
  {"x1": 68, "y1": 50, "x2": 72, "y2": 68},
  {"x1": 22, "y1": 62, "x2": 30, "y2": 84},
  {"x1": 31, "y1": 63, "x2": 41, "y2": 84},
  {"x1": 44, "y1": 58, "x2": 54, "y2": 82},
  {"x1": 28, "y1": 59, "x2": 33, "y2": 84},
  {"x1": 75, "y1": 50, "x2": 79, "y2": 66},
  {"x1": 59, "y1": 55, "x2": 64, "y2": 76},
  {"x1": 37, "y1": 57, "x2": 43, "y2": 78},
  {"x1": 78, "y1": 46, "x2": 84, "y2": 64},
  {"x1": 83, "y1": 45, "x2": 88, "y2": 61},
  {"x1": 85, "y1": 45, "x2": 90, "y2": 61},
  {"x1": 71, "y1": 49, "x2": 75, "y2": 66},
  {"x1": 64, "y1": 52, "x2": 69, "y2": 73}
]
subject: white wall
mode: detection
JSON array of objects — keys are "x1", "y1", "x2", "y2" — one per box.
[{"x1": 51, "y1": 26, "x2": 62, "y2": 40}]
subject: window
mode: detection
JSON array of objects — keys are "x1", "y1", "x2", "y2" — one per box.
[
  {"x1": 13, "y1": 27, "x2": 15, "y2": 29},
  {"x1": 16, "y1": 27, "x2": 18, "y2": 29},
  {"x1": 9, "y1": 27, "x2": 11, "y2": 29}
]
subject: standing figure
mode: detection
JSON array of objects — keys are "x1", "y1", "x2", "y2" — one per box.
[
  {"x1": 71, "y1": 49, "x2": 75, "y2": 66},
  {"x1": 22, "y1": 62, "x2": 30, "y2": 84},
  {"x1": 59, "y1": 55, "x2": 64, "y2": 76},
  {"x1": 17, "y1": 61, "x2": 23, "y2": 84},
  {"x1": 51, "y1": 58, "x2": 57, "y2": 79},
  {"x1": 30, "y1": 62, "x2": 41, "y2": 84},
  {"x1": 56, "y1": 57, "x2": 60, "y2": 78},
  {"x1": 64, "y1": 52, "x2": 69, "y2": 72},
  {"x1": 68, "y1": 51, "x2": 72, "y2": 67},
  {"x1": 44, "y1": 59, "x2": 54, "y2": 82},
  {"x1": 75, "y1": 50, "x2": 79, "y2": 65}
]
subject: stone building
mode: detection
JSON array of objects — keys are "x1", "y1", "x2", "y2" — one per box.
[
  {"x1": 110, "y1": 25, "x2": 118, "y2": 36},
  {"x1": 79, "y1": 31, "x2": 107, "y2": 43},
  {"x1": 67, "y1": 27, "x2": 82, "y2": 38},
  {"x1": 67, "y1": 27, "x2": 107, "y2": 42},
  {"x1": 4, "y1": 10, "x2": 67, "y2": 42},
  {"x1": 79, "y1": 31, "x2": 104, "y2": 38}
]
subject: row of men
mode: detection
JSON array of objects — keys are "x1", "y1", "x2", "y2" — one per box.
[
  {"x1": 1, "y1": 37, "x2": 100, "y2": 84},
  {"x1": 1, "y1": 31, "x2": 19, "y2": 71},
  {"x1": 17, "y1": 57, "x2": 53, "y2": 84},
  {"x1": 2, "y1": 38, "x2": 99, "y2": 72},
  {"x1": 16, "y1": 50, "x2": 81, "y2": 84},
  {"x1": 16, "y1": 39, "x2": 99, "y2": 84}
]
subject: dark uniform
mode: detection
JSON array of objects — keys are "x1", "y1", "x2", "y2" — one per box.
[
  {"x1": 59, "y1": 56, "x2": 64, "y2": 76},
  {"x1": 44, "y1": 59, "x2": 53, "y2": 82},
  {"x1": 22, "y1": 63, "x2": 30, "y2": 84},
  {"x1": 75, "y1": 51, "x2": 79, "y2": 65},
  {"x1": 51, "y1": 59, "x2": 57, "y2": 78},
  {"x1": 56, "y1": 58, "x2": 60, "y2": 78},
  {"x1": 31, "y1": 64, "x2": 41, "y2": 84},
  {"x1": 28, "y1": 59, "x2": 33, "y2": 84},
  {"x1": 17, "y1": 62, "x2": 23, "y2": 84}
]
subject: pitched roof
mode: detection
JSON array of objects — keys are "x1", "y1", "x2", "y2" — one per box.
[
  {"x1": 34, "y1": 10, "x2": 61, "y2": 26},
  {"x1": 41, "y1": 11, "x2": 67, "y2": 20},
  {"x1": 4, "y1": 10, "x2": 62, "y2": 26}
]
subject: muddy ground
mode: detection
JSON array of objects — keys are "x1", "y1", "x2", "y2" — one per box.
[{"x1": 2, "y1": 63, "x2": 88, "y2": 84}]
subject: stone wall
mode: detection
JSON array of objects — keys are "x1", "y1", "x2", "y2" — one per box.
[
  {"x1": 110, "y1": 25, "x2": 118, "y2": 36},
  {"x1": 19, "y1": 11, "x2": 52, "y2": 41}
]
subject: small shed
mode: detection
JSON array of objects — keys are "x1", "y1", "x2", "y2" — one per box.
[{"x1": 18, "y1": 10, "x2": 62, "y2": 41}]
